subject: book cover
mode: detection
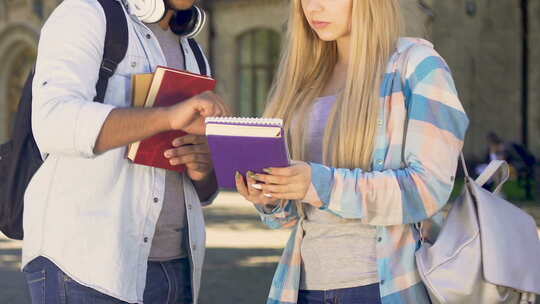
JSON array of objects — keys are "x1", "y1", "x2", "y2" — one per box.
[
  {"x1": 128, "y1": 66, "x2": 216, "y2": 172},
  {"x1": 205, "y1": 117, "x2": 290, "y2": 189}
]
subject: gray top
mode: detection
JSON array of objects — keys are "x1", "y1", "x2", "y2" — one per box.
[
  {"x1": 299, "y1": 95, "x2": 379, "y2": 290},
  {"x1": 147, "y1": 23, "x2": 188, "y2": 261}
]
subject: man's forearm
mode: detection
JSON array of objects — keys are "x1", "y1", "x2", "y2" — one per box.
[{"x1": 94, "y1": 107, "x2": 170, "y2": 154}]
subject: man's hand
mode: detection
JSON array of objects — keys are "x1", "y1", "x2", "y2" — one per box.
[
  {"x1": 164, "y1": 134, "x2": 213, "y2": 182},
  {"x1": 167, "y1": 91, "x2": 230, "y2": 135},
  {"x1": 95, "y1": 91, "x2": 229, "y2": 155}
]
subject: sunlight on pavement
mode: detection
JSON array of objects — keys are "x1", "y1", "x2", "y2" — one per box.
[
  {"x1": 0, "y1": 235, "x2": 23, "y2": 271},
  {"x1": 205, "y1": 192, "x2": 291, "y2": 249},
  {"x1": 237, "y1": 255, "x2": 281, "y2": 267}
]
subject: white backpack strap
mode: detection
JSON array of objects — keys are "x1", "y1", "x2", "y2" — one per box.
[{"x1": 474, "y1": 159, "x2": 510, "y2": 194}]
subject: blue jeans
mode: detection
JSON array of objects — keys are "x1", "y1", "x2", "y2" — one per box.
[
  {"x1": 298, "y1": 284, "x2": 382, "y2": 304},
  {"x1": 23, "y1": 256, "x2": 192, "y2": 304}
]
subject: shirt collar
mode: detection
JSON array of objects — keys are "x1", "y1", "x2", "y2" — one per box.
[{"x1": 396, "y1": 37, "x2": 434, "y2": 54}]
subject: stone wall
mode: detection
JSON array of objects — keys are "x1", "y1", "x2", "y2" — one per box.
[
  {"x1": 529, "y1": 0, "x2": 540, "y2": 157},
  {"x1": 0, "y1": 0, "x2": 45, "y2": 143},
  {"x1": 203, "y1": 0, "x2": 434, "y2": 113},
  {"x1": 1, "y1": 0, "x2": 536, "y2": 160},
  {"x1": 202, "y1": 0, "x2": 287, "y2": 114},
  {"x1": 432, "y1": 0, "x2": 524, "y2": 159}
]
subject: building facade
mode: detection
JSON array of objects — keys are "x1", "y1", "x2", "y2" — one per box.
[{"x1": 0, "y1": 0, "x2": 538, "y2": 161}]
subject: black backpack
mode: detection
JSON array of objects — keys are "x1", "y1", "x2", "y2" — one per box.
[{"x1": 0, "y1": 0, "x2": 209, "y2": 240}]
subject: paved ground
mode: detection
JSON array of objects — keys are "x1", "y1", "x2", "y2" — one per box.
[
  {"x1": 0, "y1": 192, "x2": 291, "y2": 304},
  {"x1": 0, "y1": 192, "x2": 538, "y2": 304}
]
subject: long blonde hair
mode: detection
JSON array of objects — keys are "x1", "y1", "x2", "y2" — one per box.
[{"x1": 264, "y1": 0, "x2": 403, "y2": 170}]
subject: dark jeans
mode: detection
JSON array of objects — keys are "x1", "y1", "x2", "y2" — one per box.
[
  {"x1": 298, "y1": 284, "x2": 382, "y2": 304},
  {"x1": 23, "y1": 256, "x2": 192, "y2": 304}
]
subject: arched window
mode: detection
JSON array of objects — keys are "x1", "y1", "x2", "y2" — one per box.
[
  {"x1": 33, "y1": 0, "x2": 44, "y2": 18},
  {"x1": 237, "y1": 29, "x2": 281, "y2": 116}
]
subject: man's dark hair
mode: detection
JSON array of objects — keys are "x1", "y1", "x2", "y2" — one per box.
[{"x1": 486, "y1": 132, "x2": 503, "y2": 145}]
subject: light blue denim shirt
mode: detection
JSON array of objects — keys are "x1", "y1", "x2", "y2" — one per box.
[{"x1": 23, "y1": 0, "x2": 212, "y2": 302}]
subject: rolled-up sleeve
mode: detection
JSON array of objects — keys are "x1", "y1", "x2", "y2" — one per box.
[
  {"x1": 254, "y1": 200, "x2": 300, "y2": 230},
  {"x1": 32, "y1": 0, "x2": 116, "y2": 159}
]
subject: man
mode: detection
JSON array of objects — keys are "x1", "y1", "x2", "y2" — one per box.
[{"x1": 22, "y1": 0, "x2": 228, "y2": 303}]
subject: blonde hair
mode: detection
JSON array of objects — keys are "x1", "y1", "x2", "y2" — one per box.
[{"x1": 264, "y1": 0, "x2": 403, "y2": 170}]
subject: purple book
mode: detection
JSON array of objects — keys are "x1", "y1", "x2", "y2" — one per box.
[{"x1": 205, "y1": 117, "x2": 291, "y2": 190}]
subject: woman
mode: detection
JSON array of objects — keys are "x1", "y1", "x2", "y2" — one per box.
[{"x1": 235, "y1": 0, "x2": 469, "y2": 303}]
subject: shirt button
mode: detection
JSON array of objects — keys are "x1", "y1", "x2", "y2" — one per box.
[
  {"x1": 377, "y1": 119, "x2": 383, "y2": 127},
  {"x1": 146, "y1": 33, "x2": 152, "y2": 39},
  {"x1": 377, "y1": 237, "x2": 382, "y2": 242},
  {"x1": 450, "y1": 176, "x2": 455, "y2": 181},
  {"x1": 0, "y1": 156, "x2": 3, "y2": 161},
  {"x1": 143, "y1": 237, "x2": 148, "y2": 243},
  {"x1": 377, "y1": 160, "x2": 384, "y2": 166},
  {"x1": 188, "y1": 204, "x2": 193, "y2": 210},
  {"x1": 192, "y1": 245, "x2": 197, "y2": 251},
  {"x1": 381, "y1": 279, "x2": 385, "y2": 285},
  {"x1": 153, "y1": 197, "x2": 159, "y2": 203},
  {"x1": 131, "y1": 61, "x2": 137, "y2": 68}
]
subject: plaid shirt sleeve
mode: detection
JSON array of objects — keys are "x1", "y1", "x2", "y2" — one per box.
[
  {"x1": 306, "y1": 45, "x2": 470, "y2": 226},
  {"x1": 255, "y1": 200, "x2": 300, "y2": 229}
]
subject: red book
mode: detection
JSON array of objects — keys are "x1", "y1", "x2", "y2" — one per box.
[{"x1": 127, "y1": 66, "x2": 216, "y2": 172}]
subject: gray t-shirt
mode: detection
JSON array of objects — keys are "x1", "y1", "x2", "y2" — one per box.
[
  {"x1": 147, "y1": 23, "x2": 188, "y2": 261},
  {"x1": 299, "y1": 95, "x2": 379, "y2": 291}
]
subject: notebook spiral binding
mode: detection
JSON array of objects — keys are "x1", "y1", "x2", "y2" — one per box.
[{"x1": 205, "y1": 117, "x2": 283, "y2": 126}]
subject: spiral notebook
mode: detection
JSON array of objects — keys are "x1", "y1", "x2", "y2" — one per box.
[{"x1": 205, "y1": 117, "x2": 290, "y2": 189}]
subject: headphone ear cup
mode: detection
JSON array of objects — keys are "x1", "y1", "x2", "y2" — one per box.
[
  {"x1": 128, "y1": 0, "x2": 166, "y2": 23},
  {"x1": 170, "y1": 5, "x2": 206, "y2": 38}
]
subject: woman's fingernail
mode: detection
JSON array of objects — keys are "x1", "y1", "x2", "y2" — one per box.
[
  {"x1": 235, "y1": 171, "x2": 241, "y2": 179},
  {"x1": 247, "y1": 171, "x2": 255, "y2": 178},
  {"x1": 263, "y1": 168, "x2": 272, "y2": 174},
  {"x1": 164, "y1": 151, "x2": 171, "y2": 157},
  {"x1": 263, "y1": 193, "x2": 273, "y2": 198},
  {"x1": 251, "y1": 184, "x2": 262, "y2": 190}
]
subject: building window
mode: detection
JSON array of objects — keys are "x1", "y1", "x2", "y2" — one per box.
[
  {"x1": 237, "y1": 29, "x2": 281, "y2": 116},
  {"x1": 33, "y1": 0, "x2": 44, "y2": 19}
]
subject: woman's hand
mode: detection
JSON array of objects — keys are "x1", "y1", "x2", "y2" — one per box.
[
  {"x1": 250, "y1": 161, "x2": 313, "y2": 202},
  {"x1": 235, "y1": 171, "x2": 280, "y2": 209}
]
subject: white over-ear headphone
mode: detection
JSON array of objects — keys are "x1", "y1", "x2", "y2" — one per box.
[
  {"x1": 125, "y1": 0, "x2": 207, "y2": 38},
  {"x1": 127, "y1": 0, "x2": 166, "y2": 24}
]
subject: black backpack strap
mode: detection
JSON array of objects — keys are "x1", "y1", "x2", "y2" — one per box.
[
  {"x1": 94, "y1": 0, "x2": 129, "y2": 103},
  {"x1": 187, "y1": 38, "x2": 209, "y2": 76}
]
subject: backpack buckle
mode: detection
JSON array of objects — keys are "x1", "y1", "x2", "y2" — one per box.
[{"x1": 99, "y1": 59, "x2": 118, "y2": 77}]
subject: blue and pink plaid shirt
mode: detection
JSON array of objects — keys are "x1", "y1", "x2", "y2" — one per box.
[{"x1": 257, "y1": 38, "x2": 469, "y2": 304}]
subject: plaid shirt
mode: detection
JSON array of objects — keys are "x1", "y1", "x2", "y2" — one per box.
[{"x1": 257, "y1": 38, "x2": 469, "y2": 304}]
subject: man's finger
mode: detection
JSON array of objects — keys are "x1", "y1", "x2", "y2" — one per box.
[
  {"x1": 169, "y1": 154, "x2": 210, "y2": 166},
  {"x1": 165, "y1": 144, "x2": 210, "y2": 158},
  {"x1": 172, "y1": 135, "x2": 207, "y2": 147}
]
